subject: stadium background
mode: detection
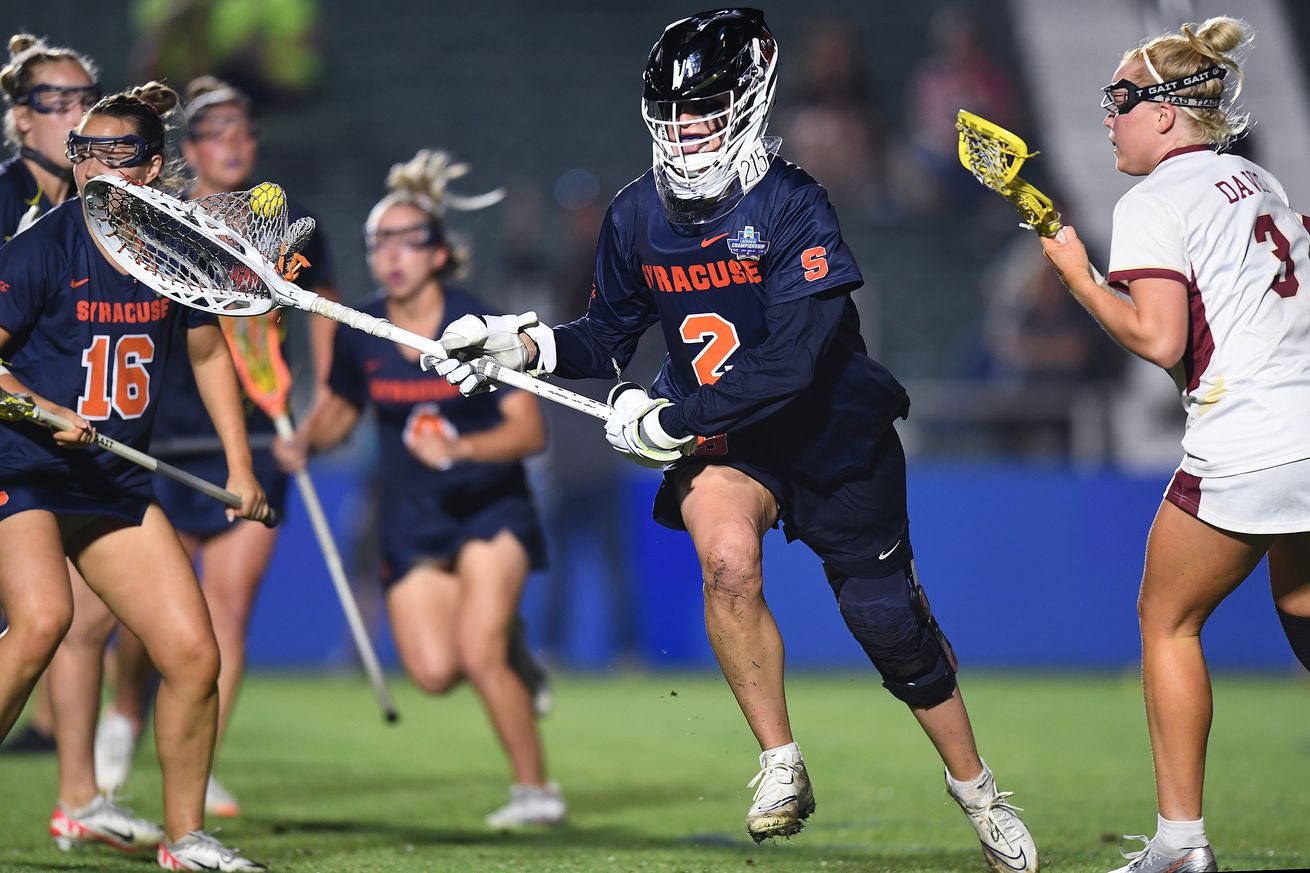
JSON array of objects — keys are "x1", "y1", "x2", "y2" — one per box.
[{"x1": 7, "y1": 0, "x2": 1310, "y2": 674}]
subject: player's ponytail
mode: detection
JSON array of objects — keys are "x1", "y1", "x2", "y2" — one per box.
[
  {"x1": 1, "y1": 33, "x2": 99, "y2": 150},
  {"x1": 1127, "y1": 16, "x2": 1251, "y2": 147},
  {"x1": 365, "y1": 149, "x2": 504, "y2": 280},
  {"x1": 84, "y1": 81, "x2": 186, "y2": 190}
]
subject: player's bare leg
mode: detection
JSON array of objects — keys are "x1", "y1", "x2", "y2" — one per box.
[
  {"x1": 1139, "y1": 501, "x2": 1268, "y2": 821},
  {"x1": 0, "y1": 511, "x2": 73, "y2": 740},
  {"x1": 911, "y1": 688, "x2": 982, "y2": 781},
  {"x1": 48, "y1": 567, "x2": 119, "y2": 810},
  {"x1": 72, "y1": 505, "x2": 220, "y2": 842},
  {"x1": 676, "y1": 463, "x2": 790, "y2": 748},
  {"x1": 1269, "y1": 531, "x2": 1310, "y2": 627},
  {"x1": 388, "y1": 562, "x2": 463, "y2": 694},
  {"x1": 454, "y1": 534, "x2": 544, "y2": 783},
  {"x1": 676, "y1": 463, "x2": 812, "y2": 840},
  {"x1": 456, "y1": 533, "x2": 563, "y2": 826}
]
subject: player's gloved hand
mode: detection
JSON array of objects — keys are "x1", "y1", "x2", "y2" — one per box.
[
  {"x1": 604, "y1": 382, "x2": 697, "y2": 468},
  {"x1": 420, "y1": 311, "x2": 557, "y2": 397}
]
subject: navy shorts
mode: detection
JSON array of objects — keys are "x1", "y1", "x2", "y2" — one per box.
[
  {"x1": 379, "y1": 493, "x2": 548, "y2": 588},
  {"x1": 654, "y1": 425, "x2": 911, "y2": 578},
  {"x1": 0, "y1": 475, "x2": 150, "y2": 532},
  {"x1": 153, "y1": 450, "x2": 289, "y2": 539}
]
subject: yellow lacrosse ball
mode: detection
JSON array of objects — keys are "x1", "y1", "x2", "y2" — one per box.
[{"x1": 249, "y1": 182, "x2": 286, "y2": 218}]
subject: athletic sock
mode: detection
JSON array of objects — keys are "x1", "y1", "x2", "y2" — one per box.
[
  {"x1": 946, "y1": 760, "x2": 994, "y2": 807},
  {"x1": 1277, "y1": 608, "x2": 1310, "y2": 673},
  {"x1": 761, "y1": 741, "x2": 802, "y2": 766},
  {"x1": 1153, "y1": 814, "x2": 1207, "y2": 853}
]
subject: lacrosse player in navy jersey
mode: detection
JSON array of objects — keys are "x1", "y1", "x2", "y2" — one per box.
[
  {"x1": 0, "y1": 32, "x2": 101, "y2": 756},
  {"x1": 92, "y1": 75, "x2": 335, "y2": 819},
  {"x1": 274, "y1": 150, "x2": 564, "y2": 828},
  {"x1": 0, "y1": 82, "x2": 270, "y2": 871},
  {"x1": 434, "y1": 9, "x2": 1037, "y2": 869},
  {"x1": 0, "y1": 34, "x2": 99, "y2": 241}
]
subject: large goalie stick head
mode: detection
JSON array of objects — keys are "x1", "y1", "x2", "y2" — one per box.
[
  {"x1": 82, "y1": 175, "x2": 302, "y2": 317},
  {"x1": 956, "y1": 110, "x2": 1061, "y2": 237}
]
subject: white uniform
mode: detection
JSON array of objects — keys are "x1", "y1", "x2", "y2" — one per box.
[{"x1": 1108, "y1": 145, "x2": 1310, "y2": 482}]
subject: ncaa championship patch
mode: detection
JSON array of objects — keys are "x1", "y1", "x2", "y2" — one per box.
[{"x1": 727, "y1": 225, "x2": 769, "y2": 260}]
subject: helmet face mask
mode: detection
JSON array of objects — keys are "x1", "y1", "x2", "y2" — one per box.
[{"x1": 642, "y1": 8, "x2": 779, "y2": 225}]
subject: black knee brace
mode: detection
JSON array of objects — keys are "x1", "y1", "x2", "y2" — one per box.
[
  {"x1": 826, "y1": 562, "x2": 957, "y2": 708},
  {"x1": 1277, "y1": 608, "x2": 1310, "y2": 673}
]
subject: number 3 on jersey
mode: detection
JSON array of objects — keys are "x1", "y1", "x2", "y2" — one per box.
[
  {"x1": 680, "y1": 313, "x2": 740, "y2": 386},
  {"x1": 78, "y1": 333, "x2": 155, "y2": 420}
]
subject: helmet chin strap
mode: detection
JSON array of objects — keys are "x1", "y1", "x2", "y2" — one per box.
[{"x1": 20, "y1": 145, "x2": 74, "y2": 186}]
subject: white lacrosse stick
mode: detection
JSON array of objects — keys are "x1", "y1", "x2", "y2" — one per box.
[{"x1": 81, "y1": 175, "x2": 612, "y2": 421}]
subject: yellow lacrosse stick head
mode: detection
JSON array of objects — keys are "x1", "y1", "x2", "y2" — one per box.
[
  {"x1": 0, "y1": 387, "x2": 37, "y2": 423},
  {"x1": 221, "y1": 313, "x2": 292, "y2": 420},
  {"x1": 956, "y1": 109, "x2": 1062, "y2": 237}
]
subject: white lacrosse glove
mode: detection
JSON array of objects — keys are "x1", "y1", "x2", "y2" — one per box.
[
  {"x1": 419, "y1": 311, "x2": 557, "y2": 397},
  {"x1": 604, "y1": 382, "x2": 697, "y2": 468}
]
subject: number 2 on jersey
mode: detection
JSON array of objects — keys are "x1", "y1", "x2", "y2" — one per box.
[
  {"x1": 680, "y1": 313, "x2": 740, "y2": 386},
  {"x1": 78, "y1": 333, "x2": 155, "y2": 420}
]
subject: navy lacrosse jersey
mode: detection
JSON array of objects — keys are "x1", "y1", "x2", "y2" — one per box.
[
  {"x1": 0, "y1": 198, "x2": 212, "y2": 516},
  {"x1": 328, "y1": 287, "x2": 543, "y2": 574},
  {"x1": 553, "y1": 157, "x2": 909, "y2": 486},
  {"x1": 0, "y1": 155, "x2": 54, "y2": 243}
]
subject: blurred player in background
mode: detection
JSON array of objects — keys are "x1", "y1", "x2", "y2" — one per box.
[
  {"x1": 1041, "y1": 17, "x2": 1310, "y2": 873},
  {"x1": 92, "y1": 75, "x2": 333, "y2": 819},
  {"x1": 275, "y1": 150, "x2": 564, "y2": 828},
  {"x1": 433, "y1": 9, "x2": 1036, "y2": 869},
  {"x1": 0, "y1": 32, "x2": 100, "y2": 755},
  {"x1": 0, "y1": 81, "x2": 268, "y2": 871}
]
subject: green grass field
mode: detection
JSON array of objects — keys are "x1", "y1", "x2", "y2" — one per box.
[{"x1": 1, "y1": 672, "x2": 1307, "y2": 872}]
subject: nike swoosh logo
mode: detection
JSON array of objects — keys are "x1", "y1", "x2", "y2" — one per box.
[
  {"x1": 701, "y1": 233, "x2": 729, "y2": 248},
  {"x1": 99, "y1": 825, "x2": 134, "y2": 842},
  {"x1": 983, "y1": 844, "x2": 1029, "y2": 871},
  {"x1": 365, "y1": 359, "x2": 384, "y2": 373},
  {"x1": 878, "y1": 540, "x2": 900, "y2": 560},
  {"x1": 70, "y1": 278, "x2": 90, "y2": 288}
]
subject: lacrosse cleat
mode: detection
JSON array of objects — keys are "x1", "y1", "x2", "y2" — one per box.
[
  {"x1": 745, "y1": 744, "x2": 816, "y2": 842},
  {"x1": 205, "y1": 776, "x2": 241, "y2": 818},
  {"x1": 158, "y1": 830, "x2": 268, "y2": 871},
  {"x1": 50, "y1": 793, "x2": 164, "y2": 852},
  {"x1": 946, "y1": 768, "x2": 1038, "y2": 873},
  {"x1": 1108, "y1": 836, "x2": 1216, "y2": 873},
  {"x1": 94, "y1": 710, "x2": 139, "y2": 794},
  {"x1": 485, "y1": 782, "x2": 567, "y2": 828}
]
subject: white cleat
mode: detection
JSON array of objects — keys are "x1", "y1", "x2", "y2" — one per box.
[
  {"x1": 94, "y1": 711, "x2": 139, "y2": 794},
  {"x1": 157, "y1": 830, "x2": 268, "y2": 871},
  {"x1": 947, "y1": 769, "x2": 1039, "y2": 873},
  {"x1": 205, "y1": 776, "x2": 241, "y2": 818},
  {"x1": 745, "y1": 746, "x2": 816, "y2": 842},
  {"x1": 50, "y1": 793, "x2": 164, "y2": 852},
  {"x1": 485, "y1": 782, "x2": 567, "y2": 828},
  {"x1": 1109, "y1": 836, "x2": 1217, "y2": 873}
]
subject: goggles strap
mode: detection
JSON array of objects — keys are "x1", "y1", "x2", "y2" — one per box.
[
  {"x1": 20, "y1": 145, "x2": 73, "y2": 184},
  {"x1": 1140, "y1": 51, "x2": 1225, "y2": 117}
]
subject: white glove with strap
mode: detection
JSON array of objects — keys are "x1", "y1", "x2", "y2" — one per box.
[
  {"x1": 419, "y1": 311, "x2": 557, "y2": 396},
  {"x1": 604, "y1": 382, "x2": 697, "y2": 468}
]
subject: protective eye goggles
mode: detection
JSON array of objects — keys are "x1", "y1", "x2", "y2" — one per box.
[
  {"x1": 18, "y1": 83, "x2": 102, "y2": 115},
  {"x1": 1100, "y1": 65, "x2": 1226, "y2": 115},
  {"x1": 65, "y1": 131, "x2": 162, "y2": 169},
  {"x1": 365, "y1": 221, "x2": 441, "y2": 253}
]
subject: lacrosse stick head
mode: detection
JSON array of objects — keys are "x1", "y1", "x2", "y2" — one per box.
[
  {"x1": 82, "y1": 175, "x2": 296, "y2": 317},
  {"x1": 956, "y1": 110, "x2": 1062, "y2": 237},
  {"x1": 0, "y1": 387, "x2": 37, "y2": 423},
  {"x1": 221, "y1": 313, "x2": 292, "y2": 420}
]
